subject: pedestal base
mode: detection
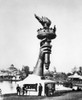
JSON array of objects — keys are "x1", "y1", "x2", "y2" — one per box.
[{"x1": 17, "y1": 74, "x2": 55, "y2": 96}]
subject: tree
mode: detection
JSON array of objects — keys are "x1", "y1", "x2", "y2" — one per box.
[
  {"x1": 71, "y1": 66, "x2": 77, "y2": 74},
  {"x1": 53, "y1": 66, "x2": 56, "y2": 73},
  {"x1": 77, "y1": 66, "x2": 82, "y2": 75},
  {"x1": 67, "y1": 72, "x2": 72, "y2": 76},
  {"x1": 22, "y1": 66, "x2": 30, "y2": 77},
  {"x1": 55, "y1": 72, "x2": 67, "y2": 82}
]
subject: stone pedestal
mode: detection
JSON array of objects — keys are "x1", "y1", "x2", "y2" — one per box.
[{"x1": 18, "y1": 74, "x2": 55, "y2": 96}]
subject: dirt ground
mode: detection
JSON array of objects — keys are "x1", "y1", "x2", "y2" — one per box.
[{"x1": 1, "y1": 91, "x2": 82, "y2": 100}]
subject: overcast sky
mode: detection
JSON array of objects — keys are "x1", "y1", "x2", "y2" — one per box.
[{"x1": 0, "y1": 0, "x2": 82, "y2": 73}]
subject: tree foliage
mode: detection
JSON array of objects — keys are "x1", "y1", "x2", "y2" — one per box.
[{"x1": 22, "y1": 66, "x2": 30, "y2": 77}]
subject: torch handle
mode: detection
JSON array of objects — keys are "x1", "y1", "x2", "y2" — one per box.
[
  {"x1": 40, "y1": 38, "x2": 52, "y2": 70},
  {"x1": 45, "y1": 53, "x2": 50, "y2": 70}
]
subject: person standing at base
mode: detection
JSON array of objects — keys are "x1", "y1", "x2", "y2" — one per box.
[
  {"x1": 0, "y1": 89, "x2": 2, "y2": 96},
  {"x1": 22, "y1": 86, "x2": 25, "y2": 95},
  {"x1": 16, "y1": 84, "x2": 21, "y2": 95},
  {"x1": 38, "y1": 83, "x2": 43, "y2": 96},
  {"x1": 45, "y1": 84, "x2": 49, "y2": 96}
]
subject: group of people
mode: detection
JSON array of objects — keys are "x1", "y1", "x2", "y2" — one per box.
[
  {"x1": 16, "y1": 83, "x2": 43, "y2": 96},
  {"x1": 16, "y1": 83, "x2": 54, "y2": 96},
  {"x1": 16, "y1": 84, "x2": 28, "y2": 95}
]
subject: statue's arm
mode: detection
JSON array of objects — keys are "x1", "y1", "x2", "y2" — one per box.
[
  {"x1": 33, "y1": 45, "x2": 51, "y2": 76},
  {"x1": 33, "y1": 47, "x2": 44, "y2": 76}
]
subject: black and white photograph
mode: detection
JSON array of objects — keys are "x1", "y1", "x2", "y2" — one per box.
[{"x1": 0, "y1": 0, "x2": 82, "y2": 100}]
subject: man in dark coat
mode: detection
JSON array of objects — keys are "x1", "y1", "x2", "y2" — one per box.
[
  {"x1": 38, "y1": 83, "x2": 43, "y2": 96},
  {"x1": 16, "y1": 84, "x2": 21, "y2": 95}
]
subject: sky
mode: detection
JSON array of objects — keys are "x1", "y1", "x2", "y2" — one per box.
[{"x1": 0, "y1": 0, "x2": 82, "y2": 73}]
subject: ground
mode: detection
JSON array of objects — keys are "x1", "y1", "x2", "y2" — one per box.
[{"x1": 1, "y1": 91, "x2": 82, "y2": 100}]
